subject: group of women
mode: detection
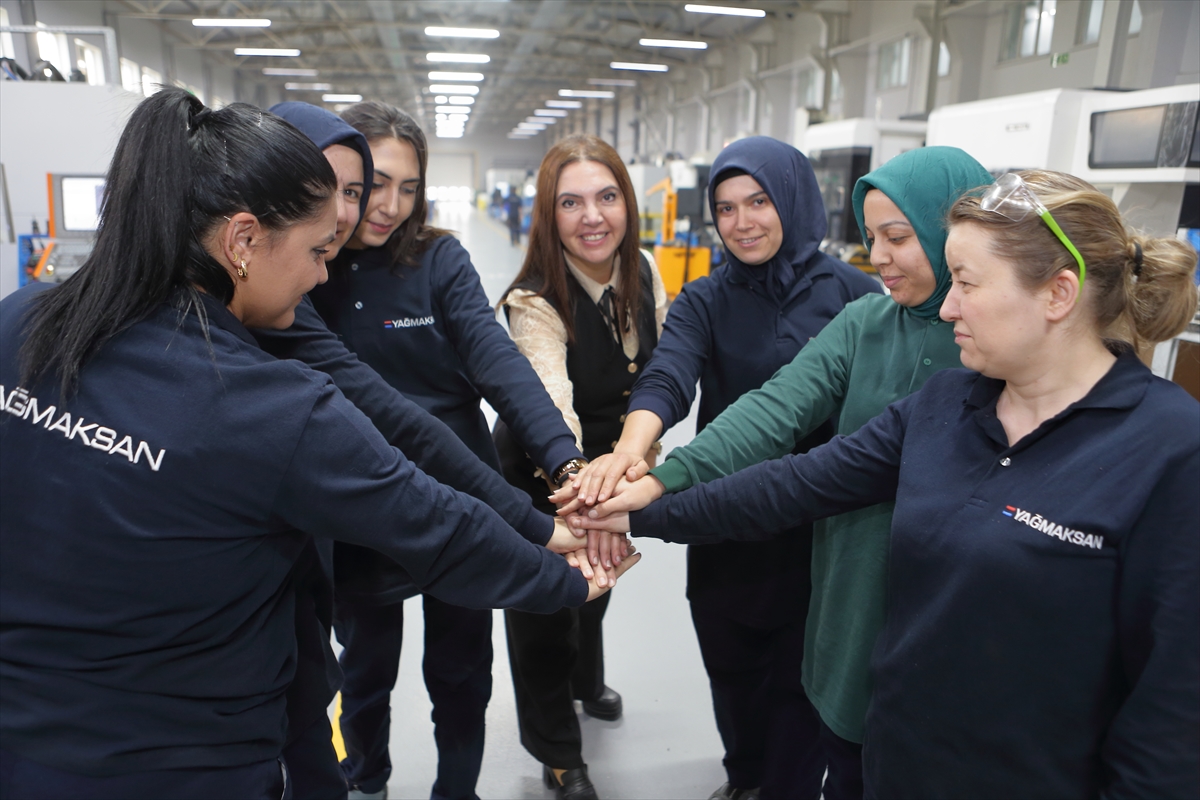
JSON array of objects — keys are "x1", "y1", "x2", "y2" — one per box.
[{"x1": 0, "y1": 85, "x2": 1196, "y2": 800}]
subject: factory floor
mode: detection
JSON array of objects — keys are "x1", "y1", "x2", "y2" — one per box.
[{"x1": 328, "y1": 202, "x2": 727, "y2": 800}]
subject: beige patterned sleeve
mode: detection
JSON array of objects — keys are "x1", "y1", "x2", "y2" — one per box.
[
  {"x1": 643, "y1": 248, "x2": 669, "y2": 337},
  {"x1": 502, "y1": 290, "x2": 584, "y2": 451}
]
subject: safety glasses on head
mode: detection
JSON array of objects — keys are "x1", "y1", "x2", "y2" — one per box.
[{"x1": 980, "y1": 172, "x2": 1086, "y2": 286}]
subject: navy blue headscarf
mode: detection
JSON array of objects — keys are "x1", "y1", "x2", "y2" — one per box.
[
  {"x1": 269, "y1": 101, "x2": 374, "y2": 221},
  {"x1": 708, "y1": 136, "x2": 828, "y2": 301}
]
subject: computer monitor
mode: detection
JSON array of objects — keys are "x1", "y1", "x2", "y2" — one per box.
[{"x1": 49, "y1": 173, "x2": 105, "y2": 239}]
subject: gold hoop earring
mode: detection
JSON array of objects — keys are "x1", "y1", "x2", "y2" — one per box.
[{"x1": 237, "y1": 259, "x2": 248, "y2": 279}]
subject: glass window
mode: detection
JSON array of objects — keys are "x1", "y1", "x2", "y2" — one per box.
[
  {"x1": 877, "y1": 37, "x2": 912, "y2": 90},
  {"x1": 120, "y1": 58, "x2": 141, "y2": 93},
  {"x1": 1077, "y1": 0, "x2": 1104, "y2": 44},
  {"x1": 1129, "y1": 0, "x2": 1142, "y2": 35},
  {"x1": 0, "y1": 8, "x2": 15, "y2": 60},
  {"x1": 36, "y1": 25, "x2": 70, "y2": 74},
  {"x1": 938, "y1": 41, "x2": 951, "y2": 77},
  {"x1": 74, "y1": 39, "x2": 105, "y2": 85},
  {"x1": 141, "y1": 66, "x2": 162, "y2": 97},
  {"x1": 1003, "y1": 0, "x2": 1056, "y2": 60},
  {"x1": 831, "y1": 68, "x2": 843, "y2": 102}
]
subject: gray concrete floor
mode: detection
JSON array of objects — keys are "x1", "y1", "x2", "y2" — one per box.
[{"x1": 330, "y1": 203, "x2": 726, "y2": 800}]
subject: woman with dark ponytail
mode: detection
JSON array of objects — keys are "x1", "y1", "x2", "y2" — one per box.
[{"x1": 0, "y1": 89, "x2": 627, "y2": 799}]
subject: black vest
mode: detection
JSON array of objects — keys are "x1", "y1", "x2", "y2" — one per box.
[{"x1": 494, "y1": 256, "x2": 657, "y2": 510}]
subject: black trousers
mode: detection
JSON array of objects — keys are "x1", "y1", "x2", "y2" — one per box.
[
  {"x1": 819, "y1": 719, "x2": 864, "y2": 800},
  {"x1": 689, "y1": 603, "x2": 824, "y2": 800},
  {"x1": 504, "y1": 589, "x2": 611, "y2": 769},
  {"x1": 333, "y1": 593, "x2": 492, "y2": 800},
  {"x1": 283, "y1": 714, "x2": 347, "y2": 800},
  {"x1": 0, "y1": 748, "x2": 288, "y2": 800}
]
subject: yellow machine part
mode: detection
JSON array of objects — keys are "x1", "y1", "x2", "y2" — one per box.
[{"x1": 655, "y1": 245, "x2": 711, "y2": 298}]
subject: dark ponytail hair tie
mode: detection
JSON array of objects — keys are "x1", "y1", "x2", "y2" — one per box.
[
  {"x1": 189, "y1": 106, "x2": 213, "y2": 131},
  {"x1": 1133, "y1": 241, "x2": 1143, "y2": 276}
]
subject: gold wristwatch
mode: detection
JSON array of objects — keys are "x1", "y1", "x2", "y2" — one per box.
[{"x1": 552, "y1": 458, "x2": 589, "y2": 486}]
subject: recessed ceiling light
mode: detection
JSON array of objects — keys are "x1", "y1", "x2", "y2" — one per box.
[
  {"x1": 448, "y1": 96, "x2": 474, "y2": 105},
  {"x1": 235, "y1": 48, "x2": 300, "y2": 57},
  {"x1": 518, "y1": 122, "x2": 547, "y2": 130},
  {"x1": 610, "y1": 61, "x2": 669, "y2": 72},
  {"x1": 534, "y1": 109, "x2": 568, "y2": 117},
  {"x1": 322, "y1": 93, "x2": 362, "y2": 102},
  {"x1": 639, "y1": 38, "x2": 708, "y2": 49},
  {"x1": 285, "y1": 82, "x2": 333, "y2": 91},
  {"x1": 435, "y1": 95, "x2": 448, "y2": 104},
  {"x1": 683, "y1": 4, "x2": 766, "y2": 17},
  {"x1": 559, "y1": 89, "x2": 614, "y2": 99},
  {"x1": 428, "y1": 84, "x2": 479, "y2": 95},
  {"x1": 428, "y1": 71, "x2": 485, "y2": 82},
  {"x1": 263, "y1": 67, "x2": 318, "y2": 76},
  {"x1": 427, "y1": 53, "x2": 490, "y2": 64},
  {"x1": 546, "y1": 99, "x2": 583, "y2": 108},
  {"x1": 424, "y1": 26, "x2": 499, "y2": 38},
  {"x1": 193, "y1": 18, "x2": 271, "y2": 27}
]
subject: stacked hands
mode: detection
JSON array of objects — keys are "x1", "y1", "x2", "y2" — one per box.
[{"x1": 547, "y1": 453, "x2": 667, "y2": 586}]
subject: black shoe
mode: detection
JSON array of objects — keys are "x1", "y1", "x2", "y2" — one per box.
[
  {"x1": 542, "y1": 764, "x2": 599, "y2": 800},
  {"x1": 707, "y1": 782, "x2": 760, "y2": 800},
  {"x1": 579, "y1": 685, "x2": 623, "y2": 721}
]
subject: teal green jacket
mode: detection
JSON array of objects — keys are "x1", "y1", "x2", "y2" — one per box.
[
  {"x1": 650, "y1": 146, "x2": 992, "y2": 742},
  {"x1": 652, "y1": 294, "x2": 960, "y2": 741}
]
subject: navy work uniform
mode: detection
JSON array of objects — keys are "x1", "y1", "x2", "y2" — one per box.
[
  {"x1": 0, "y1": 285, "x2": 587, "y2": 799},
  {"x1": 628, "y1": 137, "x2": 881, "y2": 799},
  {"x1": 314, "y1": 234, "x2": 582, "y2": 800},
  {"x1": 632, "y1": 353, "x2": 1200, "y2": 800}
]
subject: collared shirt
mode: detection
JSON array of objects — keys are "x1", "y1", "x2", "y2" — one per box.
[{"x1": 633, "y1": 351, "x2": 1200, "y2": 798}]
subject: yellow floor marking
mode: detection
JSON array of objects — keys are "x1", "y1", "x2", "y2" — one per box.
[{"x1": 331, "y1": 692, "x2": 347, "y2": 761}]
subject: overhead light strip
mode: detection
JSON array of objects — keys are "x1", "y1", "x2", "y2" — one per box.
[
  {"x1": 683, "y1": 4, "x2": 766, "y2": 17},
  {"x1": 323, "y1": 93, "x2": 362, "y2": 102},
  {"x1": 435, "y1": 105, "x2": 472, "y2": 114},
  {"x1": 559, "y1": 89, "x2": 614, "y2": 99},
  {"x1": 546, "y1": 99, "x2": 583, "y2": 108},
  {"x1": 235, "y1": 48, "x2": 300, "y2": 57},
  {"x1": 193, "y1": 18, "x2": 271, "y2": 27},
  {"x1": 588, "y1": 78, "x2": 637, "y2": 87},
  {"x1": 285, "y1": 82, "x2": 332, "y2": 91},
  {"x1": 610, "y1": 61, "x2": 669, "y2": 72},
  {"x1": 639, "y1": 38, "x2": 707, "y2": 49},
  {"x1": 428, "y1": 84, "x2": 479, "y2": 95},
  {"x1": 425, "y1": 26, "x2": 499, "y2": 39},
  {"x1": 535, "y1": 109, "x2": 568, "y2": 117},
  {"x1": 428, "y1": 71, "x2": 485, "y2": 82},
  {"x1": 427, "y1": 52, "x2": 491, "y2": 64}
]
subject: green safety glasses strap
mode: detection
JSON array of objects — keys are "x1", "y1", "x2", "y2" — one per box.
[{"x1": 980, "y1": 172, "x2": 1086, "y2": 286}]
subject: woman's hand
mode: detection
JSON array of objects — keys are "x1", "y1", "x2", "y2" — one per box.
[
  {"x1": 553, "y1": 518, "x2": 626, "y2": 587},
  {"x1": 567, "y1": 546, "x2": 640, "y2": 601},
  {"x1": 571, "y1": 452, "x2": 650, "y2": 507},
  {"x1": 567, "y1": 511, "x2": 632, "y2": 535}
]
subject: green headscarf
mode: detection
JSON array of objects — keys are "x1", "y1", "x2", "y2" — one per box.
[{"x1": 852, "y1": 146, "x2": 993, "y2": 320}]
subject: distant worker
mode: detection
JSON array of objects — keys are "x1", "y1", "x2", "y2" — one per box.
[{"x1": 506, "y1": 188, "x2": 524, "y2": 247}]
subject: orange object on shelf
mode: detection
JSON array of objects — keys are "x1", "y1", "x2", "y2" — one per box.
[{"x1": 654, "y1": 245, "x2": 711, "y2": 298}]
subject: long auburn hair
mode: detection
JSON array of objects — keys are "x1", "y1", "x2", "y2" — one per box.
[
  {"x1": 506, "y1": 135, "x2": 642, "y2": 344},
  {"x1": 340, "y1": 101, "x2": 450, "y2": 269}
]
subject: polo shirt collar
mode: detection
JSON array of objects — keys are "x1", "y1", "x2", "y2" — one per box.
[
  {"x1": 965, "y1": 348, "x2": 1150, "y2": 414},
  {"x1": 195, "y1": 291, "x2": 259, "y2": 348}
]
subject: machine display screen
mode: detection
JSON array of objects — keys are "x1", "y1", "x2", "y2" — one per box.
[
  {"x1": 60, "y1": 176, "x2": 105, "y2": 232},
  {"x1": 1089, "y1": 105, "x2": 1165, "y2": 168}
]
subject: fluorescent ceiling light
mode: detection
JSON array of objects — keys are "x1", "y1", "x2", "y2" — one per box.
[
  {"x1": 428, "y1": 84, "x2": 479, "y2": 95},
  {"x1": 435, "y1": 95, "x2": 448, "y2": 104},
  {"x1": 235, "y1": 48, "x2": 300, "y2": 57},
  {"x1": 322, "y1": 93, "x2": 362, "y2": 102},
  {"x1": 436, "y1": 113, "x2": 448, "y2": 121},
  {"x1": 588, "y1": 78, "x2": 637, "y2": 86},
  {"x1": 435, "y1": 105, "x2": 471, "y2": 114},
  {"x1": 447, "y1": 96, "x2": 474, "y2": 105},
  {"x1": 518, "y1": 122, "x2": 547, "y2": 130},
  {"x1": 285, "y1": 82, "x2": 332, "y2": 90},
  {"x1": 611, "y1": 61, "x2": 669, "y2": 72},
  {"x1": 535, "y1": 109, "x2": 568, "y2": 117},
  {"x1": 509, "y1": 133, "x2": 535, "y2": 138},
  {"x1": 546, "y1": 99, "x2": 583, "y2": 108},
  {"x1": 639, "y1": 38, "x2": 707, "y2": 49},
  {"x1": 684, "y1": 4, "x2": 766, "y2": 17},
  {"x1": 437, "y1": 132, "x2": 465, "y2": 138},
  {"x1": 427, "y1": 52, "x2": 490, "y2": 64},
  {"x1": 263, "y1": 67, "x2": 317, "y2": 76},
  {"x1": 527, "y1": 116, "x2": 556, "y2": 124},
  {"x1": 425, "y1": 26, "x2": 499, "y2": 39},
  {"x1": 193, "y1": 18, "x2": 271, "y2": 27},
  {"x1": 559, "y1": 89, "x2": 614, "y2": 99},
  {"x1": 428, "y1": 71, "x2": 484, "y2": 81}
]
